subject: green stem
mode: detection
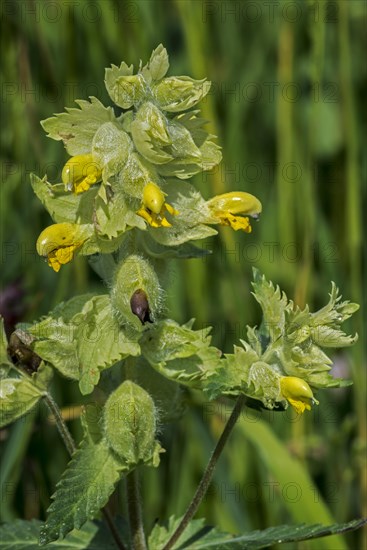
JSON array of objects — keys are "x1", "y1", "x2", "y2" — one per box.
[
  {"x1": 43, "y1": 393, "x2": 126, "y2": 550},
  {"x1": 163, "y1": 395, "x2": 246, "y2": 550},
  {"x1": 43, "y1": 393, "x2": 76, "y2": 455},
  {"x1": 126, "y1": 469, "x2": 147, "y2": 550}
]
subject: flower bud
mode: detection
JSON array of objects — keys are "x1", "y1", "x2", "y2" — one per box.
[
  {"x1": 106, "y1": 73, "x2": 147, "y2": 109},
  {"x1": 111, "y1": 255, "x2": 162, "y2": 330},
  {"x1": 152, "y1": 76, "x2": 211, "y2": 112},
  {"x1": 103, "y1": 380, "x2": 159, "y2": 466},
  {"x1": 131, "y1": 102, "x2": 172, "y2": 164}
]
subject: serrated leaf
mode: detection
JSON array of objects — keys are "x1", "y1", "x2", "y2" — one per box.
[
  {"x1": 140, "y1": 319, "x2": 221, "y2": 386},
  {"x1": 204, "y1": 345, "x2": 260, "y2": 401},
  {"x1": 72, "y1": 296, "x2": 141, "y2": 395},
  {"x1": 141, "y1": 319, "x2": 211, "y2": 363},
  {"x1": 142, "y1": 44, "x2": 169, "y2": 82},
  {"x1": 41, "y1": 97, "x2": 115, "y2": 155},
  {"x1": 310, "y1": 325, "x2": 358, "y2": 348},
  {"x1": 310, "y1": 283, "x2": 359, "y2": 327},
  {"x1": 30, "y1": 174, "x2": 98, "y2": 225},
  {"x1": 150, "y1": 518, "x2": 365, "y2": 549},
  {"x1": 0, "y1": 377, "x2": 42, "y2": 428},
  {"x1": 48, "y1": 294, "x2": 96, "y2": 322},
  {"x1": 0, "y1": 518, "x2": 124, "y2": 549},
  {"x1": 103, "y1": 380, "x2": 163, "y2": 467},
  {"x1": 30, "y1": 319, "x2": 79, "y2": 380},
  {"x1": 40, "y1": 439, "x2": 125, "y2": 544},
  {"x1": 246, "y1": 326, "x2": 262, "y2": 357},
  {"x1": 28, "y1": 295, "x2": 140, "y2": 388},
  {"x1": 252, "y1": 268, "x2": 288, "y2": 343},
  {"x1": 94, "y1": 186, "x2": 143, "y2": 239}
]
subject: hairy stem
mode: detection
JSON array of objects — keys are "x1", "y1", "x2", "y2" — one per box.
[
  {"x1": 43, "y1": 393, "x2": 126, "y2": 550},
  {"x1": 43, "y1": 393, "x2": 76, "y2": 455},
  {"x1": 126, "y1": 469, "x2": 147, "y2": 550},
  {"x1": 163, "y1": 395, "x2": 246, "y2": 550}
]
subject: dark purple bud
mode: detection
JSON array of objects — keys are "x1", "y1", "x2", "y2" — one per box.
[{"x1": 130, "y1": 289, "x2": 152, "y2": 325}]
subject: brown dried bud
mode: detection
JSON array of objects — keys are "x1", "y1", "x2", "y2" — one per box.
[{"x1": 7, "y1": 331, "x2": 41, "y2": 374}]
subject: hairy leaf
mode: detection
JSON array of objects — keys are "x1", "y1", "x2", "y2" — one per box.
[
  {"x1": 0, "y1": 377, "x2": 42, "y2": 428},
  {"x1": 0, "y1": 518, "x2": 124, "y2": 549},
  {"x1": 40, "y1": 439, "x2": 125, "y2": 544},
  {"x1": 72, "y1": 295, "x2": 141, "y2": 394},
  {"x1": 31, "y1": 174, "x2": 98, "y2": 225},
  {"x1": 41, "y1": 97, "x2": 115, "y2": 155},
  {"x1": 149, "y1": 517, "x2": 364, "y2": 549},
  {"x1": 142, "y1": 44, "x2": 170, "y2": 83},
  {"x1": 92, "y1": 122, "x2": 133, "y2": 181}
]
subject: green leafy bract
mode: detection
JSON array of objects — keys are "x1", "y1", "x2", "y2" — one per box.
[
  {"x1": 28, "y1": 295, "x2": 141, "y2": 394},
  {"x1": 152, "y1": 76, "x2": 211, "y2": 112},
  {"x1": 203, "y1": 269, "x2": 359, "y2": 407},
  {"x1": 148, "y1": 181, "x2": 218, "y2": 246},
  {"x1": 142, "y1": 43, "x2": 170, "y2": 83},
  {"x1": 31, "y1": 174, "x2": 98, "y2": 225},
  {"x1": 131, "y1": 102, "x2": 173, "y2": 164},
  {"x1": 140, "y1": 319, "x2": 221, "y2": 386},
  {"x1": 41, "y1": 97, "x2": 115, "y2": 155}
]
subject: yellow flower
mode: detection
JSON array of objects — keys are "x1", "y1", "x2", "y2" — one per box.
[
  {"x1": 136, "y1": 182, "x2": 179, "y2": 228},
  {"x1": 36, "y1": 223, "x2": 88, "y2": 272},
  {"x1": 62, "y1": 154, "x2": 102, "y2": 194},
  {"x1": 280, "y1": 376, "x2": 319, "y2": 414},
  {"x1": 207, "y1": 192, "x2": 262, "y2": 232}
]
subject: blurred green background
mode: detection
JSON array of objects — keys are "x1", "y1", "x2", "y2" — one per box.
[{"x1": 1, "y1": 1, "x2": 365, "y2": 548}]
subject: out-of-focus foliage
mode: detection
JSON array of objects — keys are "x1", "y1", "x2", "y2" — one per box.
[{"x1": 1, "y1": 1, "x2": 365, "y2": 548}]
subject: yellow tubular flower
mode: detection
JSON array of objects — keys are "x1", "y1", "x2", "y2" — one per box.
[
  {"x1": 207, "y1": 192, "x2": 262, "y2": 232},
  {"x1": 136, "y1": 182, "x2": 179, "y2": 228},
  {"x1": 280, "y1": 376, "x2": 319, "y2": 414},
  {"x1": 36, "y1": 223, "x2": 88, "y2": 272},
  {"x1": 62, "y1": 154, "x2": 102, "y2": 194}
]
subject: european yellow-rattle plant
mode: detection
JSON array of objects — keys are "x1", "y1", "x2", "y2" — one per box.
[{"x1": 0, "y1": 45, "x2": 362, "y2": 549}]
